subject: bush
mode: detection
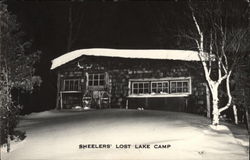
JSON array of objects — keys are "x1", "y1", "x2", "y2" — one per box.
[{"x1": 0, "y1": 92, "x2": 25, "y2": 151}]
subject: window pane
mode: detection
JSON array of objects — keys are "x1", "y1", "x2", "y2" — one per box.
[
  {"x1": 171, "y1": 82, "x2": 176, "y2": 87},
  {"x1": 152, "y1": 89, "x2": 157, "y2": 93},
  {"x1": 139, "y1": 83, "x2": 143, "y2": 88},
  {"x1": 94, "y1": 74, "x2": 98, "y2": 79},
  {"x1": 158, "y1": 88, "x2": 163, "y2": 93},
  {"x1": 144, "y1": 89, "x2": 149, "y2": 93},
  {"x1": 133, "y1": 89, "x2": 138, "y2": 94},
  {"x1": 99, "y1": 80, "x2": 105, "y2": 85},
  {"x1": 74, "y1": 81, "x2": 79, "y2": 90},
  {"x1": 171, "y1": 88, "x2": 176, "y2": 93},
  {"x1": 139, "y1": 89, "x2": 143, "y2": 93},
  {"x1": 144, "y1": 83, "x2": 149, "y2": 88},
  {"x1": 183, "y1": 82, "x2": 188, "y2": 87},
  {"x1": 177, "y1": 88, "x2": 182, "y2": 92},
  {"x1": 177, "y1": 82, "x2": 182, "y2": 87},
  {"x1": 100, "y1": 74, "x2": 105, "y2": 80},
  {"x1": 183, "y1": 88, "x2": 188, "y2": 92},
  {"x1": 70, "y1": 81, "x2": 74, "y2": 90},
  {"x1": 163, "y1": 87, "x2": 168, "y2": 93},
  {"x1": 133, "y1": 83, "x2": 138, "y2": 88},
  {"x1": 65, "y1": 81, "x2": 69, "y2": 90},
  {"x1": 163, "y1": 82, "x2": 168, "y2": 87},
  {"x1": 89, "y1": 80, "x2": 93, "y2": 86},
  {"x1": 152, "y1": 83, "x2": 156, "y2": 87},
  {"x1": 89, "y1": 74, "x2": 93, "y2": 80},
  {"x1": 94, "y1": 80, "x2": 98, "y2": 86},
  {"x1": 158, "y1": 83, "x2": 162, "y2": 87}
]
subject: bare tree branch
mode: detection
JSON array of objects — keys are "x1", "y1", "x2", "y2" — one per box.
[{"x1": 219, "y1": 70, "x2": 232, "y2": 113}]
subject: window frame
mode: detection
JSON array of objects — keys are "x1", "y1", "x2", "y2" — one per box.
[
  {"x1": 132, "y1": 81, "x2": 150, "y2": 94},
  {"x1": 170, "y1": 80, "x2": 190, "y2": 94},
  {"x1": 151, "y1": 81, "x2": 169, "y2": 94},
  {"x1": 129, "y1": 77, "x2": 191, "y2": 97},
  {"x1": 63, "y1": 79, "x2": 81, "y2": 91},
  {"x1": 88, "y1": 73, "x2": 105, "y2": 87}
]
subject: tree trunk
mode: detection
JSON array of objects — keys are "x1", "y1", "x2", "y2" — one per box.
[
  {"x1": 233, "y1": 105, "x2": 238, "y2": 124},
  {"x1": 219, "y1": 73, "x2": 232, "y2": 113},
  {"x1": 211, "y1": 88, "x2": 220, "y2": 125},
  {"x1": 205, "y1": 83, "x2": 211, "y2": 118},
  {"x1": 246, "y1": 108, "x2": 249, "y2": 132},
  {"x1": 7, "y1": 113, "x2": 10, "y2": 152},
  {"x1": 212, "y1": 99, "x2": 220, "y2": 125}
]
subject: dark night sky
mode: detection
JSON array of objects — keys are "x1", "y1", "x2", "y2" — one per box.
[
  {"x1": 5, "y1": 1, "x2": 191, "y2": 113},
  {"x1": 6, "y1": 0, "x2": 246, "y2": 113},
  {"x1": 8, "y1": 1, "x2": 191, "y2": 52}
]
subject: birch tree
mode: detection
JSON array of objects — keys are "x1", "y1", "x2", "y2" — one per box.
[
  {"x1": 186, "y1": 1, "x2": 249, "y2": 125},
  {"x1": 0, "y1": 2, "x2": 41, "y2": 151}
]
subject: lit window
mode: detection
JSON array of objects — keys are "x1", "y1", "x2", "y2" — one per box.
[
  {"x1": 88, "y1": 73, "x2": 105, "y2": 86},
  {"x1": 170, "y1": 81, "x2": 189, "y2": 93},
  {"x1": 64, "y1": 79, "x2": 81, "y2": 91},
  {"x1": 132, "y1": 82, "x2": 149, "y2": 94}
]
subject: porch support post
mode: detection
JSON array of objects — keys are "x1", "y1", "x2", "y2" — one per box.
[
  {"x1": 56, "y1": 72, "x2": 61, "y2": 110},
  {"x1": 126, "y1": 99, "x2": 129, "y2": 109},
  {"x1": 126, "y1": 80, "x2": 131, "y2": 110},
  {"x1": 60, "y1": 92, "x2": 63, "y2": 109}
]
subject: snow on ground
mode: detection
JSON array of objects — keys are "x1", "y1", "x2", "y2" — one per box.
[{"x1": 1, "y1": 109, "x2": 249, "y2": 160}]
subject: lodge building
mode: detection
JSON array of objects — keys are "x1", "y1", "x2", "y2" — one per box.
[{"x1": 50, "y1": 48, "x2": 210, "y2": 115}]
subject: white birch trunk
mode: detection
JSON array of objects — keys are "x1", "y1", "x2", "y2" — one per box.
[
  {"x1": 210, "y1": 85, "x2": 220, "y2": 125},
  {"x1": 205, "y1": 83, "x2": 211, "y2": 118},
  {"x1": 233, "y1": 105, "x2": 238, "y2": 124},
  {"x1": 219, "y1": 73, "x2": 232, "y2": 113}
]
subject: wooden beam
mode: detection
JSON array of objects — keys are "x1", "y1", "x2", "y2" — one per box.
[
  {"x1": 60, "y1": 92, "x2": 63, "y2": 110},
  {"x1": 126, "y1": 99, "x2": 129, "y2": 109}
]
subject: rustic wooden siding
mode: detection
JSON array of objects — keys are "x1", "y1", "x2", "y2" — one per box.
[{"x1": 56, "y1": 56, "x2": 207, "y2": 114}]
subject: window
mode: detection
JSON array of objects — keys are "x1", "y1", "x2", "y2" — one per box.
[
  {"x1": 151, "y1": 81, "x2": 169, "y2": 94},
  {"x1": 129, "y1": 77, "x2": 191, "y2": 96},
  {"x1": 132, "y1": 82, "x2": 149, "y2": 94},
  {"x1": 170, "y1": 81, "x2": 189, "y2": 93},
  {"x1": 64, "y1": 79, "x2": 81, "y2": 91},
  {"x1": 88, "y1": 73, "x2": 105, "y2": 86}
]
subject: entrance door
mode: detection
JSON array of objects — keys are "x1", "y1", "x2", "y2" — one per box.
[{"x1": 82, "y1": 72, "x2": 110, "y2": 109}]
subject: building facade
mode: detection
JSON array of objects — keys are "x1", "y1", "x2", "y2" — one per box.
[{"x1": 51, "y1": 48, "x2": 210, "y2": 115}]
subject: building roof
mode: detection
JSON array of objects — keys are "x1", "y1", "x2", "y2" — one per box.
[{"x1": 50, "y1": 48, "x2": 205, "y2": 70}]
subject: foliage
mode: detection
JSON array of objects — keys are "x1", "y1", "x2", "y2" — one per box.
[
  {"x1": 0, "y1": 93, "x2": 21, "y2": 145},
  {"x1": 0, "y1": 2, "x2": 41, "y2": 150}
]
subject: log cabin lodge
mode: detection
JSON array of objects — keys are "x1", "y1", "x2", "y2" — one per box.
[{"x1": 51, "y1": 48, "x2": 210, "y2": 115}]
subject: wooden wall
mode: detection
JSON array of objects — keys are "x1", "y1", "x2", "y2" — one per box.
[{"x1": 56, "y1": 56, "x2": 207, "y2": 115}]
